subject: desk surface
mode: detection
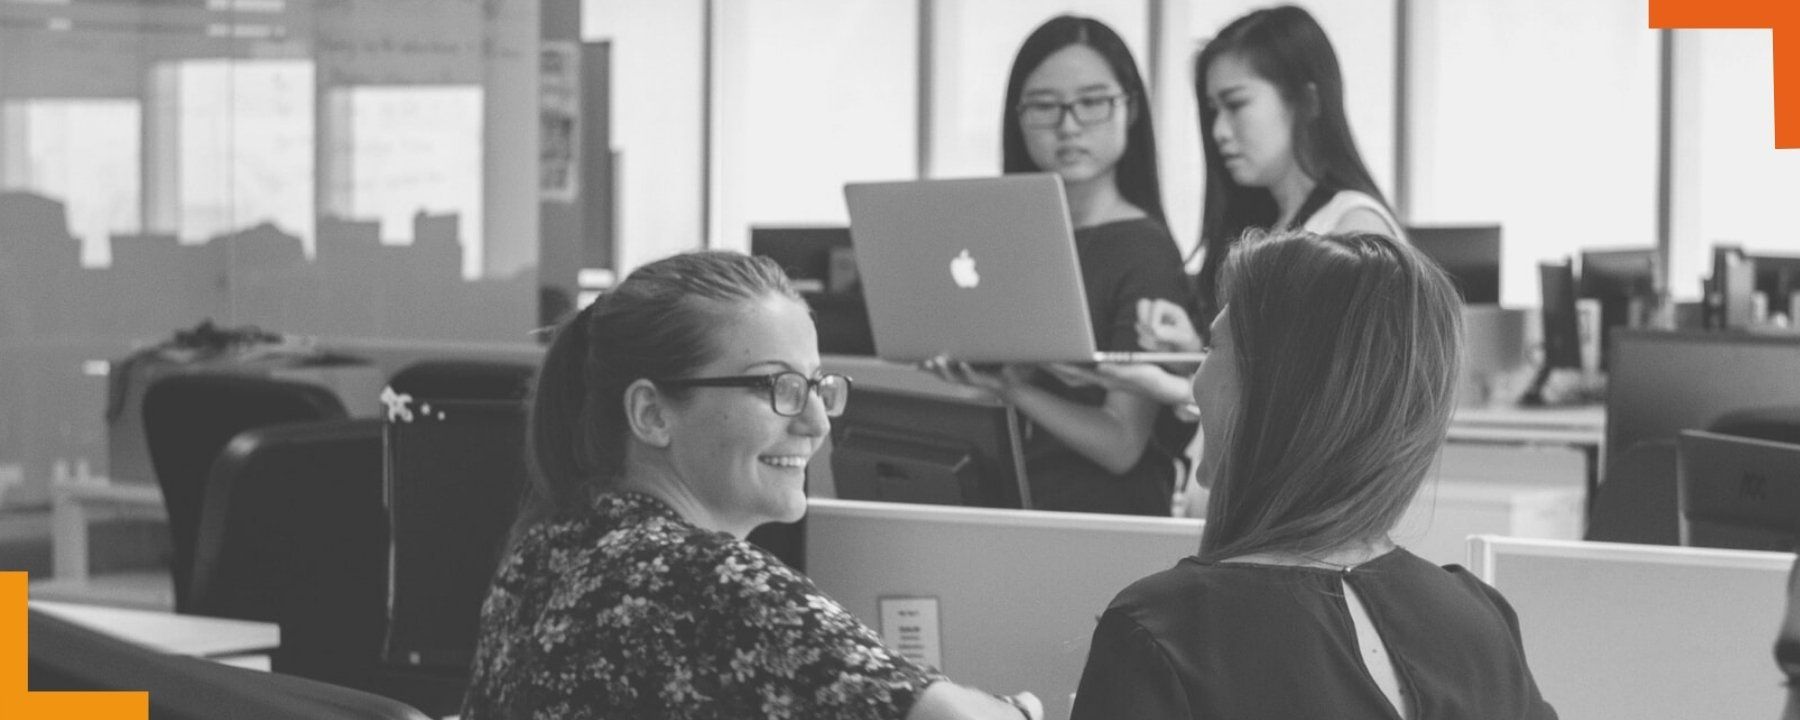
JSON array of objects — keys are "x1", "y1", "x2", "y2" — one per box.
[
  {"x1": 1449, "y1": 404, "x2": 1605, "y2": 446},
  {"x1": 32, "y1": 600, "x2": 280, "y2": 658}
]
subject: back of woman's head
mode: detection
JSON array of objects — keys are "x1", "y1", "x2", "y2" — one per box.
[
  {"x1": 1192, "y1": 6, "x2": 1387, "y2": 318},
  {"x1": 1001, "y1": 14, "x2": 1166, "y2": 227},
  {"x1": 523, "y1": 251, "x2": 799, "y2": 525},
  {"x1": 1198, "y1": 230, "x2": 1463, "y2": 562}
]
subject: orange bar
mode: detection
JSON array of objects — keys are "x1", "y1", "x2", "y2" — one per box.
[
  {"x1": 1649, "y1": 0, "x2": 1788, "y2": 28},
  {"x1": 0, "y1": 572, "x2": 149, "y2": 720}
]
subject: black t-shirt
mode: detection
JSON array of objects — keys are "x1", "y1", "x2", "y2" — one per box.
[
  {"x1": 1023, "y1": 217, "x2": 1192, "y2": 516},
  {"x1": 1072, "y1": 548, "x2": 1560, "y2": 720}
]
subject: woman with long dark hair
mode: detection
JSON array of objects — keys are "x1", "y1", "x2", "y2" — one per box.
[
  {"x1": 1190, "y1": 4, "x2": 1404, "y2": 324},
  {"x1": 929, "y1": 15, "x2": 1193, "y2": 517}
]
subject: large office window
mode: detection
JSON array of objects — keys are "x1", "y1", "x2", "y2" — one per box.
[
  {"x1": 342, "y1": 86, "x2": 482, "y2": 278},
  {"x1": 584, "y1": 0, "x2": 706, "y2": 273},
  {"x1": 0, "y1": 0, "x2": 539, "y2": 509},
  {"x1": 710, "y1": 0, "x2": 918, "y2": 253},
  {"x1": 1406, "y1": 0, "x2": 1661, "y2": 307},
  {"x1": 168, "y1": 60, "x2": 315, "y2": 257},
  {"x1": 1668, "y1": 29, "x2": 1800, "y2": 300},
  {"x1": 1, "y1": 100, "x2": 140, "y2": 268}
]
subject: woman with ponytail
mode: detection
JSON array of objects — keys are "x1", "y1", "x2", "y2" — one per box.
[{"x1": 462, "y1": 251, "x2": 1039, "y2": 720}]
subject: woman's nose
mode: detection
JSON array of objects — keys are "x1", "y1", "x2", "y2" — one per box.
[{"x1": 790, "y1": 391, "x2": 831, "y2": 439}]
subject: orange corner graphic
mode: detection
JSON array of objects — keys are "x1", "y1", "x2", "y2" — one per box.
[
  {"x1": 0, "y1": 572, "x2": 148, "y2": 720},
  {"x1": 1651, "y1": 0, "x2": 1800, "y2": 148}
]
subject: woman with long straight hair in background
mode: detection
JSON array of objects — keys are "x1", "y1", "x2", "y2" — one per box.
[{"x1": 1071, "y1": 231, "x2": 1557, "y2": 720}]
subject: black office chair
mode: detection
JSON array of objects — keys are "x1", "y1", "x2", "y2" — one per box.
[
  {"x1": 187, "y1": 419, "x2": 386, "y2": 674},
  {"x1": 380, "y1": 360, "x2": 534, "y2": 666},
  {"x1": 143, "y1": 374, "x2": 349, "y2": 613},
  {"x1": 1710, "y1": 406, "x2": 1800, "y2": 446},
  {"x1": 1586, "y1": 406, "x2": 1800, "y2": 546},
  {"x1": 29, "y1": 609, "x2": 431, "y2": 720}
]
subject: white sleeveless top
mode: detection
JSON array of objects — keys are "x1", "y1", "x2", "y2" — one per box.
[{"x1": 1300, "y1": 189, "x2": 1406, "y2": 242}]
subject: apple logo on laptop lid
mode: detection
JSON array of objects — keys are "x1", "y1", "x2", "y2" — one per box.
[{"x1": 950, "y1": 249, "x2": 980, "y2": 289}]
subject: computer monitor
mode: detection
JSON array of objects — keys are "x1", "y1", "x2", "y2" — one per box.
[
  {"x1": 1578, "y1": 247, "x2": 1657, "y2": 370},
  {"x1": 749, "y1": 225, "x2": 855, "y2": 294},
  {"x1": 1406, "y1": 225, "x2": 1502, "y2": 304},
  {"x1": 1677, "y1": 429, "x2": 1800, "y2": 552},
  {"x1": 1519, "y1": 260, "x2": 1585, "y2": 408},
  {"x1": 830, "y1": 387, "x2": 1030, "y2": 509},
  {"x1": 1752, "y1": 252, "x2": 1800, "y2": 319},
  {"x1": 749, "y1": 225, "x2": 874, "y2": 355}
]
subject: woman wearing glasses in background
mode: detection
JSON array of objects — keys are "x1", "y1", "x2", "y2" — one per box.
[
  {"x1": 463, "y1": 252, "x2": 1041, "y2": 720},
  {"x1": 928, "y1": 15, "x2": 1193, "y2": 517}
]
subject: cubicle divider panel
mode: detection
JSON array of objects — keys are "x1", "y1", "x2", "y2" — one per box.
[
  {"x1": 805, "y1": 499, "x2": 1202, "y2": 720},
  {"x1": 1468, "y1": 536, "x2": 1792, "y2": 720}
]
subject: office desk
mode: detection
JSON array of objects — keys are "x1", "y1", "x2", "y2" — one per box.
[
  {"x1": 33, "y1": 600, "x2": 280, "y2": 669},
  {"x1": 1448, "y1": 404, "x2": 1605, "y2": 519}
]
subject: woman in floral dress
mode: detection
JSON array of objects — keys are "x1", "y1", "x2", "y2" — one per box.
[{"x1": 461, "y1": 251, "x2": 1039, "y2": 720}]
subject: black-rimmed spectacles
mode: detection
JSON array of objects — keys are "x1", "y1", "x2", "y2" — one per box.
[
  {"x1": 1016, "y1": 94, "x2": 1129, "y2": 129},
  {"x1": 657, "y1": 372, "x2": 851, "y2": 417}
]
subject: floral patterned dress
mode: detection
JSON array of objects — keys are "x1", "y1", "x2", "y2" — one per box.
[{"x1": 462, "y1": 492, "x2": 944, "y2": 720}]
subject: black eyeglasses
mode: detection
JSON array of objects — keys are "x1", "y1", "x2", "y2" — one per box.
[
  {"x1": 1016, "y1": 94, "x2": 1129, "y2": 129},
  {"x1": 657, "y1": 372, "x2": 851, "y2": 418}
]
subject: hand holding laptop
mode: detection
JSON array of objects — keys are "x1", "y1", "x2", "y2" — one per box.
[
  {"x1": 1044, "y1": 362, "x2": 1196, "y2": 409},
  {"x1": 918, "y1": 355, "x2": 1033, "y2": 400}
]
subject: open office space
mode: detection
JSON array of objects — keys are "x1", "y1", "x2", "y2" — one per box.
[{"x1": 2, "y1": 1, "x2": 1798, "y2": 719}]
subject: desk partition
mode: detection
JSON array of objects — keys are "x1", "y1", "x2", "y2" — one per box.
[
  {"x1": 805, "y1": 499, "x2": 1202, "y2": 720},
  {"x1": 1468, "y1": 536, "x2": 1792, "y2": 719}
]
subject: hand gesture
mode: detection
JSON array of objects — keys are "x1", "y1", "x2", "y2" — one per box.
[{"x1": 1135, "y1": 298, "x2": 1204, "y2": 353}]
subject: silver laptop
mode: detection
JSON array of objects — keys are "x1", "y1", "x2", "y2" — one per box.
[{"x1": 843, "y1": 174, "x2": 1204, "y2": 364}]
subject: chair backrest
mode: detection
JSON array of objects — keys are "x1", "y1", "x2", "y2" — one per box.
[
  {"x1": 1584, "y1": 439, "x2": 1679, "y2": 544},
  {"x1": 29, "y1": 609, "x2": 432, "y2": 720},
  {"x1": 143, "y1": 373, "x2": 349, "y2": 612},
  {"x1": 1467, "y1": 536, "x2": 1792, "y2": 720},
  {"x1": 1711, "y1": 405, "x2": 1800, "y2": 445},
  {"x1": 381, "y1": 360, "x2": 534, "y2": 671},
  {"x1": 188, "y1": 419, "x2": 385, "y2": 668}
]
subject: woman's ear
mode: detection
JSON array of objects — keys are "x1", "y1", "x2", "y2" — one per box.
[
  {"x1": 624, "y1": 378, "x2": 673, "y2": 448},
  {"x1": 1302, "y1": 82, "x2": 1323, "y2": 122}
]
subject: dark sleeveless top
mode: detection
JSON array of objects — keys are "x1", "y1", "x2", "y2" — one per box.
[
  {"x1": 1072, "y1": 548, "x2": 1559, "y2": 719},
  {"x1": 1023, "y1": 217, "x2": 1193, "y2": 516}
]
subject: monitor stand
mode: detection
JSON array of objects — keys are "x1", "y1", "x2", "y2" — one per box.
[{"x1": 1519, "y1": 365, "x2": 1607, "y2": 407}]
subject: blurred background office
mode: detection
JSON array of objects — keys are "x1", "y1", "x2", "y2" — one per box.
[{"x1": 2, "y1": 1, "x2": 1798, "y2": 718}]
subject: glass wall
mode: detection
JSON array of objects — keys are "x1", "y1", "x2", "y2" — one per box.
[{"x1": 0, "y1": 0, "x2": 539, "y2": 508}]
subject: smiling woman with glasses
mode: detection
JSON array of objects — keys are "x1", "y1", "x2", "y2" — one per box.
[{"x1": 463, "y1": 251, "x2": 1041, "y2": 720}]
